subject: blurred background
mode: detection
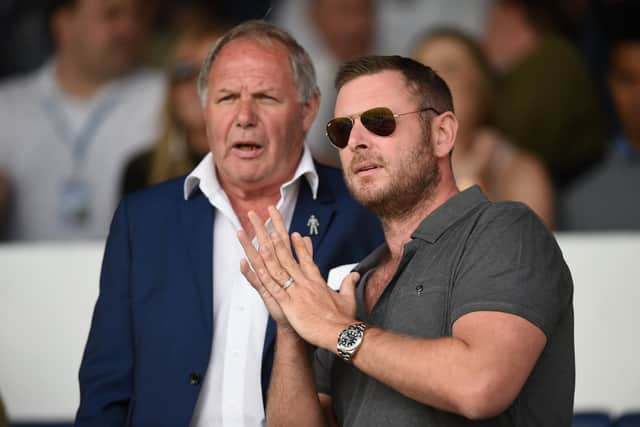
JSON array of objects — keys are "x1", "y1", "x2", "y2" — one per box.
[{"x1": 0, "y1": 0, "x2": 638, "y2": 426}]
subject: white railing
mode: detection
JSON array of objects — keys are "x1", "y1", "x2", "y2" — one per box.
[{"x1": 1, "y1": 233, "x2": 639, "y2": 421}]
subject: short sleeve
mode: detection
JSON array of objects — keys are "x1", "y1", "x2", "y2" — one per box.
[{"x1": 451, "y1": 203, "x2": 573, "y2": 338}]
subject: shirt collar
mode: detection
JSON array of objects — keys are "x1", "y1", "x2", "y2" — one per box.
[
  {"x1": 183, "y1": 144, "x2": 319, "y2": 201},
  {"x1": 411, "y1": 185, "x2": 489, "y2": 243}
]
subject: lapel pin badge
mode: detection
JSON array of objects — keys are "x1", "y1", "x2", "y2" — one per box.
[{"x1": 307, "y1": 214, "x2": 319, "y2": 235}]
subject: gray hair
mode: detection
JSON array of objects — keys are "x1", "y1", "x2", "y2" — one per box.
[{"x1": 197, "y1": 20, "x2": 320, "y2": 107}]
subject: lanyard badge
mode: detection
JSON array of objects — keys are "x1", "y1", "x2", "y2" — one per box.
[
  {"x1": 60, "y1": 177, "x2": 92, "y2": 225},
  {"x1": 42, "y1": 88, "x2": 118, "y2": 226}
]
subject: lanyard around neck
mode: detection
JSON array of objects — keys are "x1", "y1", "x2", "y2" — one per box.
[{"x1": 41, "y1": 88, "x2": 119, "y2": 166}]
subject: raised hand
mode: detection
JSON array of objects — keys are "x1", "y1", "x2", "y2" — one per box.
[
  {"x1": 237, "y1": 210, "x2": 292, "y2": 332},
  {"x1": 238, "y1": 206, "x2": 360, "y2": 350}
]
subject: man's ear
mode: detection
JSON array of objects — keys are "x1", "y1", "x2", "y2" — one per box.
[
  {"x1": 302, "y1": 93, "x2": 321, "y2": 134},
  {"x1": 431, "y1": 111, "x2": 458, "y2": 158}
]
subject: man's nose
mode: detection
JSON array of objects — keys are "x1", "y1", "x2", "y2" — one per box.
[
  {"x1": 235, "y1": 98, "x2": 257, "y2": 128},
  {"x1": 346, "y1": 119, "x2": 370, "y2": 151}
]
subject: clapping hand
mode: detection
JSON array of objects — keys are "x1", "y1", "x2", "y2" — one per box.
[{"x1": 237, "y1": 206, "x2": 359, "y2": 350}]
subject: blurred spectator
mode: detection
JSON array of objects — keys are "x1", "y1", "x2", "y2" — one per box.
[
  {"x1": 121, "y1": 22, "x2": 227, "y2": 195},
  {"x1": 378, "y1": 0, "x2": 491, "y2": 54},
  {"x1": 273, "y1": 0, "x2": 378, "y2": 167},
  {"x1": 0, "y1": 0, "x2": 165, "y2": 241},
  {"x1": 415, "y1": 28, "x2": 554, "y2": 227},
  {"x1": 560, "y1": 1, "x2": 640, "y2": 230},
  {"x1": 483, "y1": 0, "x2": 606, "y2": 190},
  {"x1": 142, "y1": 0, "x2": 223, "y2": 66}
]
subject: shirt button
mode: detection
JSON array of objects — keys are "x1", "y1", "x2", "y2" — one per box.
[
  {"x1": 189, "y1": 372, "x2": 201, "y2": 385},
  {"x1": 415, "y1": 284, "x2": 424, "y2": 295}
]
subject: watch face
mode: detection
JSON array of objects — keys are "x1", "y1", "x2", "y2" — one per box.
[{"x1": 338, "y1": 327, "x2": 363, "y2": 350}]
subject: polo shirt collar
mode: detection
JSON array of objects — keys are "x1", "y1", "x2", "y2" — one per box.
[
  {"x1": 354, "y1": 186, "x2": 489, "y2": 275},
  {"x1": 411, "y1": 185, "x2": 488, "y2": 243}
]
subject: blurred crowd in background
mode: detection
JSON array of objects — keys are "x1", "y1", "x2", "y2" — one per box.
[{"x1": 0, "y1": 0, "x2": 638, "y2": 242}]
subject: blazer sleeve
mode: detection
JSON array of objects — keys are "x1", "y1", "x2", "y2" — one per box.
[{"x1": 75, "y1": 199, "x2": 134, "y2": 426}]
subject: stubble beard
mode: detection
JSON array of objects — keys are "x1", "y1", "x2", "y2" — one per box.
[{"x1": 345, "y1": 135, "x2": 441, "y2": 222}]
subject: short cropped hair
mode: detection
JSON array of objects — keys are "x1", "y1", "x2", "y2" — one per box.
[
  {"x1": 197, "y1": 20, "x2": 320, "y2": 107},
  {"x1": 335, "y1": 55, "x2": 454, "y2": 115}
]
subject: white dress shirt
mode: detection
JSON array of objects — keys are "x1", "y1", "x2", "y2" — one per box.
[{"x1": 184, "y1": 148, "x2": 319, "y2": 427}]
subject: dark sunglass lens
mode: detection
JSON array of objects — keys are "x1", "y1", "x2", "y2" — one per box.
[
  {"x1": 361, "y1": 107, "x2": 396, "y2": 136},
  {"x1": 326, "y1": 118, "x2": 353, "y2": 148}
]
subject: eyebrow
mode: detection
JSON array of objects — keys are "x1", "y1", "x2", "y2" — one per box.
[{"x1": 214, "y1": 84, "x2": 278, "y2": 93}]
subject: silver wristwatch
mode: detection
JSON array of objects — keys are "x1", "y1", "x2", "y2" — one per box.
[{"x1": 337, "y1": 322, "x2": 368, "y2": 362}]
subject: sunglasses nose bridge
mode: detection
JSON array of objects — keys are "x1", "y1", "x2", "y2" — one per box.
[{"x1": 345, "y1": 115, "x2": 374, "y2": 148}]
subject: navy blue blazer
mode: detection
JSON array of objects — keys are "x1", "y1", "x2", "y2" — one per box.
[{"x1": 75, "y1": 164, "x2": 384, "y2": 427}]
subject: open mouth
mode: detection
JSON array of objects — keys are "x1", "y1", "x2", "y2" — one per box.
[
  {"x1": 233, "y1": 143, "x2": 262, "y2": 151},
  {"x1": 231, "y1": 142, "x2": 264, "y2": 158}
]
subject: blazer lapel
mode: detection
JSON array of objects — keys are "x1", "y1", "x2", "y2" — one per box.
[{"x1": 182, "y1": 191, "x2": 215, "y2": 334}]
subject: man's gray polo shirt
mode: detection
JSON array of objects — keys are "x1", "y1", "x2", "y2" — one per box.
[{"x1": 314, "y1": 186, "x2": 575, "y2": 426}]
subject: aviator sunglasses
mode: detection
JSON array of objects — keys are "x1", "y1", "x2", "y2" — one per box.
[{"x1": 326, "y1": 106, "x2": 441, "y2": 149}]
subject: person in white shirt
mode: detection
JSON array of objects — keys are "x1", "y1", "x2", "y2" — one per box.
[{"x1": 0, "y1": 0, "x2": 165, "y2": 240}]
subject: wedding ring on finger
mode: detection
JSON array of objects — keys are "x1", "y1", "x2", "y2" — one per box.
[{"x1": 282, "y1": 277, "x2": 295, "y2": 290}]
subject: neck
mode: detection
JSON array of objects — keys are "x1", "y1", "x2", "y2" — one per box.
[
  {"x1": 228, "y1": 188, "x2": 283, "y2": 240},
  {"x1": 219, "y1": 173, "x2": 287, "y2": 238},
  {"x1": 380, "y1": 180, "x2": 459, "y2": 259},
  {"x1": 55, "y1": 55, "x2": 106, "y2": 99},
  {"x1": 223, "y1": 177, "x2": 283, "y2": 209}
]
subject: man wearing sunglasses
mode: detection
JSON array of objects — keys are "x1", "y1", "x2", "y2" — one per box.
[
  {"x1": 75, "y1": 21, "x2": 384, "y2": 427},
  {"x1": 239, "y1": 55, "x2": 575, "y2": 426}
]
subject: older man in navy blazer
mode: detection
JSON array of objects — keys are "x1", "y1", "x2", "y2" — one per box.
[{"x1": 75, "y1": 21, "x2": 383, "y2": 427}]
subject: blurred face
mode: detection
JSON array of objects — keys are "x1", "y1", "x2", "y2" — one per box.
[
  {"x1": 312, "y1": 0, "x2": 374, "y2": 61},
  {"x1": 415, "y1": 37, "x2": 483, "y2": 133},
  {"x1": 169, "y1": 33, "x2": 220, "y2": 154},
  {"x1": 609, "y1": 43, "x2": 640, "y2": 149},
  {"x1": 335, "y1": 71, "x2": 440, "y2": 218},
  {"x1": 482, "y1": 1, "x2": 528, "y2": 71},
  {"x1": 61, "y1": 0, "x2": 148, "y2": 79},
  {"x1": 205, "y1": 38, "x2": 318, "y2": 194}
]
